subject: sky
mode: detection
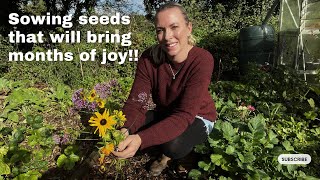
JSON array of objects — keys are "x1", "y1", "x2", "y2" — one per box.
[
  {"x1": 131, "y1": 0, "x2": 145, "y2": 14},
  {"x1": 96, "y1": 0, "x2": 146, "y2": 15}
]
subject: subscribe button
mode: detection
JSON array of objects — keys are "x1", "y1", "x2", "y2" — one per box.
[{"x1": 278, "y1": 154, "x2": 311, "y2": 164}]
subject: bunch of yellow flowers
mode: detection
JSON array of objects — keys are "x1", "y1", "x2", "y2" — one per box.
[{"x1": 71, "y1": 80, "x2": 126, "y2": 165}]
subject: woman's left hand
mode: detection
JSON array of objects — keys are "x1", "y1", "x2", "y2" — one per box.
[{"x1": 112, "y1": 134, "x2": 142, "y2": 159}]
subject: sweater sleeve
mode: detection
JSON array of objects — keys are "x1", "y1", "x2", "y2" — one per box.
[
  {"x1": 137, "y1": 52, "x2": 214, "y2": 149},
  {"x1": 122, "y1": 54, "x2": 152, "y2": 134}
]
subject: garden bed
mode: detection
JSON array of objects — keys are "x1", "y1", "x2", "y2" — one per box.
[{"x1": 1, "y1": 65, "x2": 320, "y2": 179}]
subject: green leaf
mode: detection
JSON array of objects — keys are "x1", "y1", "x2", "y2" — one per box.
[
  {"x1": 247, "y1": 172, "x2": 260, "y2": 180},
  {"x1": 253, "y1": 130, "x2": 266, "y2": 142},
  {"x1": 0, "y1": 127, "x2": 12, "y2": 136},
  {"x1": 268, "y1": 130, "x2": 279, "y2": 144},
  {"x1": 57, "y1": 154, "x2": 68, "y2": 168},
  {"x1": 286, "y1": 164, "x2": 298, "y2": 173},
  {"x1": 12, "y1": 129, "x2": 24, "y2": 143},
  {"x1": 243, "y1": 152, "x2": 255, "y2": 163},
  {"x1": 256, "y1": 169, "x2": 270, "y2": 180},
  {"x1": 232, "y1": 135, "x2": 240, "y2": 143},
  {"x1": 8, "y1": 112, "x2": 19, "y2": 123},
  {"x1": 26, "y1": 115, "x2": 34, "y2": 124},
  {"x1": 282, "y1": 91, "x2": 287, "y2": 98},
  {"x1": 264, "y1": 143, "x2": 274, "y2": 149},
  {"x1": 69, "y1": 154, "x2": 80, "y2": 163},
  {"x1": 208, "y1": 137, "x2": 220, "y2": 147},
  {"x1": 210, "y1": 154, "x2": 223, "y2": 165},
  {"x1": 64, "y1": 145, "x2": 78, "y2": 156},
  {"x1": 236, "y1": 158, "x2": 244, "y2": 169},
  {"x1": 102, "y1": 132, "x2": 112, "y2": 142},
  {"x1": 249, "y1": 115, "x2": 265, "y2": 128},
  {"x1": 0, "y1": 147, "x2": 8, "y2": 157},
  {"x1": 13, "y1": 170, "x2": 42, "y2": 180},
  {"x1": 304, "y1": 111, "x2": 317, "y2": 120},
  {"x1": 248, "y1": 116, "x2": 266, "y2": 141},
  {"x1": 64, "y1": 161, "x2": 76, "y2": 170},
  {"x1": 0, "y1": 78, "x2": 11, "y2": 91},
  {"x1": 271, "y1": 146, "x2": 283, "y2": 155},
  {"x1": 54, "y1": 84, "x2": 70, "y2": 100},
  {"x1": 282, "y1": 141, "x2": 294, "y2": 151},
  {"x1": 0, "y1": 162, "x2": 11, "y2": 175},
  {"x1": 237, "y1": 152, "x2": 245, "y2": 163},
  {"x1": 307, "y1": 98, "x2": 315, "y2": 108},
  {"x1": 112, "y1": 130, "x2": 123, "y2": 141},
  {"x1": 225, "y1": 145, "x2": 235, "y2": 155},
  {"x1": 198, "y1": 161, "x2": 212, "y2": 171},
  {"x1": 194, "y1": 144, "x2": 209, "y2": 154},
  {"x1": 26, "y1": 115, "x2": 43, "y2": 129},
  {"x1": 32, "y1": 123, "x2": 43, "y2": 129},
  {"x1": 9, "y1": 149, "x2": 31, "y2": 164},
  {"x1": 230, "y1": 92, "x2": 237, "y2": 101},
  {"x1": 188, "y1": 169, "x2": 202, "y2": 180},
  {"x1": 37, "y1": 127, "x2": 50, "y2": 137},
  {"x1": 222, "y1": 122, "x2": 235, "y2": 140},
  {"x1": 34, "y1": 115, "x2": 43, "y2": 123}
]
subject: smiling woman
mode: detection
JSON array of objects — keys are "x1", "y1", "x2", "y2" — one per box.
[
  {"x1": 112, "y1": 2, "x2": 217, "y2": 177},
  {"x1": 154, "y1": 4, "x2": 194, "y2": 63}
]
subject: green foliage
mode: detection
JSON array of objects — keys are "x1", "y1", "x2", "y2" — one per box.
[
  {"x1": 191, "y1": 65, "x2": 320, "y2": 179},
  {"x1": 0, "y1": 76, "x2": 133, "y2": 178},
  {"x1": 304, "y1": 98, "x2": 319, "y2": 121},
  {"x1": 3, "y1": 87, "x2": 47, "y2": 111},
  {"x1": 1, "y1": 1, "x2": 318, "y2": 179},
  {"x1": 13, "y1": 170, "x2": 42, "y2": 180},
  {"x1": 57, "y1": 145, "x2": 80, "y2": 170},
  {"x1": 0, "y1": 146, "x2": 10, "y2": 176},
  {"x1": 0, "y1": 35, "x2": 15, "y2": 76},
  {"x1": 0, "y1": 78, "x2": 81, "y2": 178},
  {"x1": 22, "y1": 0, "x2": 47, "y2": 15}
]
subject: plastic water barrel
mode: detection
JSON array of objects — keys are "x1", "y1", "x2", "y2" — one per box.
[{"x1": 239, "y1": 25, "x2": 275, "y2": 70}]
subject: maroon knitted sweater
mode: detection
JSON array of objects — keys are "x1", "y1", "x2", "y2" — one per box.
[{"x1": 123, "y1": 46, "x2": 217, "y2": 149}]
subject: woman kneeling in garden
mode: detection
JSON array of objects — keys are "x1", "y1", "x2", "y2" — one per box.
[{"x1": 113, "y1": 2, "x2": 217, "y2": 176}]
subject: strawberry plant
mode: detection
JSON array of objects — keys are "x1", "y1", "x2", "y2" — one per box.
[{"x1": 190, "y1": 65, "x2": 320, "y2": 179}]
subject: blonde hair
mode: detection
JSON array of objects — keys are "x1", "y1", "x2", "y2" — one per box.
[{"x1": 152, "y1": 2, "x2": 196, "y2": 65}]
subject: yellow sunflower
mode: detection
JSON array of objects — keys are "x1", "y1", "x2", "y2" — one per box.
[
  {"x1": 113, "y1": 110, "x2": 127, "y2": 126},
  {"x1": 96, "y1": 99, "x2": 106, "y2": 108},
  {"x1": 88, "y1": 89, "x2": 97, "y2": 102},
  {"x1": 100, "y1": 143, "x2": 115, "y2": 156},
  {"x1": 88, "y1": 109, "x2": 116, "y2": 137}
]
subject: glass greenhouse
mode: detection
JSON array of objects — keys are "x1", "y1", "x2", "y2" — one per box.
[{"x1": 278, "y1": 0, "x2": 320, "y2": 83}]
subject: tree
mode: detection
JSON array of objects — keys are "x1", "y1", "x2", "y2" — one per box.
[{"x1": 143, "y1": 0, "x2": 278, "y2": 23}]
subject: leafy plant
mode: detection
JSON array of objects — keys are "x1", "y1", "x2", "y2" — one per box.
[
  {"x1": 304, "y1": 98, "x2": 319, "y2": 121},
  {"x1": 0, "y1": 78, "x2": 82, "y2": 178},
  {"x1": 57, "y1": 145, "x2": 80, "y2": 170},
  {"x1": 190, "y1": 109, "x2": 313, "y2": 179},
  {"x1": 191, "y1": 65, "x2": 320, "y2": 179}
]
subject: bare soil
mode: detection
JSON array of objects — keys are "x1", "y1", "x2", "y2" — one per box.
[{"x1": 41, "y1": 147, "x2": 200, "y2": 180}]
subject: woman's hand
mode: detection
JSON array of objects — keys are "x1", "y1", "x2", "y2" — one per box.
[
  {"x1": 112, "y1": 134, "x2": 142, "y2": 159},
  {"x1": 120, "y1": 128, "x2": 129, "y2": 138}
]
